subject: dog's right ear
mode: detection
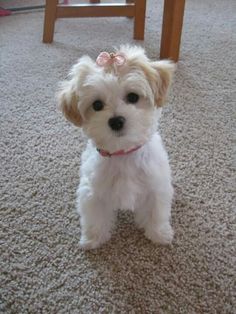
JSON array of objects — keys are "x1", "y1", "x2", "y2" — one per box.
[
  {"x1": 57, "y1": 56, "x2": 95, "y2": 127},
  {"x1": 57, "y1": 56, "x2": 96, "y2": 127},
  {"x1": 57, "y1": 80, "x2": 82, "y2": 127}
]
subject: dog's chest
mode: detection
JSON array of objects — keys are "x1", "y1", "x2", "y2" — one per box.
[{"x1": 97, "y1": 158, "x2": 146, "y2": 210}]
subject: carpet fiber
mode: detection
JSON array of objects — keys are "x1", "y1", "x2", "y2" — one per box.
[{"x1": 0, "y1": 0, "x2": 235, "y2": 312}]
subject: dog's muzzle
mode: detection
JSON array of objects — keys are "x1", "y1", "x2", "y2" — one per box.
[{"x1": 108, "y1": 116, "x2": 126, "y2": 131}]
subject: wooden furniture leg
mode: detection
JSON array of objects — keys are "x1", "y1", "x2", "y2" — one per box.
[
  {"x1": 134, "y1": 0, "x2": 146, "y2": 40},
  {"x1": 160, "y1": 0, "x2": 185, "y2": 62},
  {"x1": 42, "y1": 0, "x2": 146, "y2": 43},
  {"x1": 43, "y1": 0, "x2": 58, "y2": 43}
]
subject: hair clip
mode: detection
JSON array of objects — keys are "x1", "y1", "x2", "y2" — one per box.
[{"x1": 96, "y1": 51, "x2": 126, "y2": 67}]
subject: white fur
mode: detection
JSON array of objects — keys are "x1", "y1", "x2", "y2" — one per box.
[{"x1": 58, "y1": 45, "x2": 175, "y2": 249}]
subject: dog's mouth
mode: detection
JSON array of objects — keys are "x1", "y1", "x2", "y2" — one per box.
[{"x1": 114, "y1": 131, "x2": 125, "y2": 137}]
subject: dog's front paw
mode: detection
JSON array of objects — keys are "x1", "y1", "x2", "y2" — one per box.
[
  {"x1": 79, "y1": 231, "x2": 111, "y2": 250},
  {"x1": 79, "y1": 237, "x2": 102, "y2": 250},
  {"x1": 145, "y1": 223, "x2": 174, "y2": 245}
]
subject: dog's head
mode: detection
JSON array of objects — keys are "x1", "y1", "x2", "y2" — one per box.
[{"x1": 57, "y1": 45, "x2": 175, "y2": 153}]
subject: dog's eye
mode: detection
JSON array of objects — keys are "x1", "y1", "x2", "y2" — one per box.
[
  {"x1": 92, "y1": 100, "x2": 104, "y2": 111},
  {"x1": 126, "y1": 93, "x2": 139, "y2": 104}
]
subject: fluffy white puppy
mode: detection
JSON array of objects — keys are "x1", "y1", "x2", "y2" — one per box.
[{"x1": 58, "y1": 45, "x2": 175, "y2": 249}]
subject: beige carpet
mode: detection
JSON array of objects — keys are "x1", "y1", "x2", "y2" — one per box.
[{"x1": 0, "y1": 0, "x2": 235, "y2": 312}]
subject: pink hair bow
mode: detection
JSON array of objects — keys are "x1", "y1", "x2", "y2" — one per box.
[{"x1": 96, "y1": 51, "x2": 126, "y2": 67}]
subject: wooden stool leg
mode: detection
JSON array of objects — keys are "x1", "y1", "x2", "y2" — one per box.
[
  {"x1": 43, "y1": 0, "x2": 58, "y2": 43},
  {"x1": 160, "y1": 0, "x2": 185, "y2": 62},
  {"x1": 134, "y1": 0, "x2": 146, "y2": 40}
]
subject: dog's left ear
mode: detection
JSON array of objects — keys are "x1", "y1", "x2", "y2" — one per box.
[{"x1": 150, "y1": 60, "x2": 176, "y2": 107}]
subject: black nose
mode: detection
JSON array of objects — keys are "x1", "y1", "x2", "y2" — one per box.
[{"x1": 108, "y1": 116, "x2": 126, "y2": 131}]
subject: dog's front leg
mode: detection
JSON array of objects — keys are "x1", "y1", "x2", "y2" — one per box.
[
  {"x1": 77, "y1": 196, "x2": 115, "y2": 249},
  {"x1": 135, "y1": 188, "x2": 174, "y2": 245}
]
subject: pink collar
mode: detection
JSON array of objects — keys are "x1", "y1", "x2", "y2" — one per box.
[{"x1": 97, "y1": 145, "x2": 143, "y2": 157}]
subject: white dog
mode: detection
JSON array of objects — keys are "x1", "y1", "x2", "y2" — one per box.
[{"x1": 58, "y1": 45, "x2": 175, "y2": 249}]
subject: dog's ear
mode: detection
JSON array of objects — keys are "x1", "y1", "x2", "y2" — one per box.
[
  {"x1": 150, "y1": 60, "x2": 176, "y2": 107},
  {"x1": 57, "y1": 56, "x2": 95, "y2": 127},
  {"x1": 57, "y1": 80, "x2": 82, "y2": 127}
]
